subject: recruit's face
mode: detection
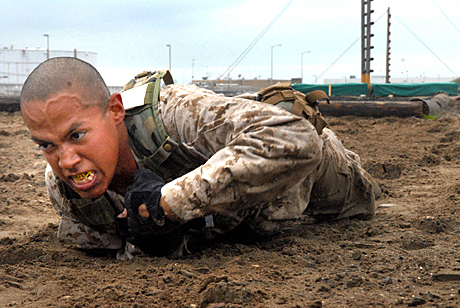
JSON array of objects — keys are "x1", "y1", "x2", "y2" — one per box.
[{"x1": 22, "y1": 91, "x2": 124, "y2": 199}]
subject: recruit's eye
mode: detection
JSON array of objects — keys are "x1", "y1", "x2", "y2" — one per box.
[
  {"x1": 38, "y1": 143, "x2": 54, "y2": 152},
  {"x1": 70, "y1": 131, "x2": 86, "y2": 140}
]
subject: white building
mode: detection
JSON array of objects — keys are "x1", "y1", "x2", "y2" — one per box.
[{"x1": 0, "y1": 47, "x2": 97, "y2": 96}]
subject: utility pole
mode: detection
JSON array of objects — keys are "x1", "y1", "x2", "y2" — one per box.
[
  {"x1": 386, "y1": 7, "x2": 391, "y2": 84},
  {"x1": 361, "y1": 0, "x2": 374, "y2": 88}
]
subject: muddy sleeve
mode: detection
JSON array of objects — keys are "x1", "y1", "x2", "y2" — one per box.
[
  {"x1": 45, "y1": 165, "x2": 123, "y2": 250},
  {"x1": 158, "y1": 85, "x2": 323, "y2": 222}
]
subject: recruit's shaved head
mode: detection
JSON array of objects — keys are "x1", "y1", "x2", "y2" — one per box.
[{"x1": 20, "y1": 57, "x2": 110, "y2": 110}]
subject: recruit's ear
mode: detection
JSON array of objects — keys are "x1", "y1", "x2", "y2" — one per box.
[{"x1": 108, "y1": 92, "x2": 125, "y2": 125}]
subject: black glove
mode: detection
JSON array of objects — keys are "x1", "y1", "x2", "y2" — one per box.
[
  {"x1": 126, "y1": 168, "x2": 166, "y2": 225},
  {"x1": 116, "y1": 168, "x2": 178, "y2": 249}
]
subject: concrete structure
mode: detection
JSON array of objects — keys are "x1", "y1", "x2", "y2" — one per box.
[{"x1": 0, "y1": 47, "x2": 97, "y2": 96}]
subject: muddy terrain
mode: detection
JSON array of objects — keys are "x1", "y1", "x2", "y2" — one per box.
[{"x1": 2, "y1": 96, "x2": 460, "y2": 307}]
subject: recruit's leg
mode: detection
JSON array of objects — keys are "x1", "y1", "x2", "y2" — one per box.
[{"x1": 304, "y1": 128, "x2": 376, "y2": 220}]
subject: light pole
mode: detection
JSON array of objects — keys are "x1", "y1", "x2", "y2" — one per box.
[
  {"x1": 401, "y1": 58, "x2": 408, "y2": 83},
  {"x1": 271, "y1": 44, "x2": 281, "y2": 85},
  {"x1": 43, "y1": 34, "x2": 49, "y2": 60},
  {"x1": 192, "y1": 59, "x2": 196, "y2": 81},
  {"x1": 301, "y1": 50, "x2": 310, "y2": 83},
  {"x1": 166, "y1": 44, "x2": 171, "y2": 71}
]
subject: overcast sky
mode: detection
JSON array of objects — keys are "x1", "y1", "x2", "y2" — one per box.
[{"x1": 2, "y1": 0, "x2": 459, "y2": 86}]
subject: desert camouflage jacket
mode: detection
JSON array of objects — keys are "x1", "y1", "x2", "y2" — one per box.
[
  {"x1": 46, "y1": 82, "x2": 375, "y2": 251},
  {"x1": 45, "y1": 83, "x2": 325, "y2": 248}
]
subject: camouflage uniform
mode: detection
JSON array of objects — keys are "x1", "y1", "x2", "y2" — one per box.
[{"x1": 45, "y1": 84, "x2": 375, "y2": 253}]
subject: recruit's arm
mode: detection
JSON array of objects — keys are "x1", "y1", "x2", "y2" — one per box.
[{"x1": 158, "y1": 84, "x2": 323, "y2": 222}]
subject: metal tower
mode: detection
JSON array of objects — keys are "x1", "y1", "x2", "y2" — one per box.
[{"x1": 361, "y1": 0, "x2": 374, "y2": 87}]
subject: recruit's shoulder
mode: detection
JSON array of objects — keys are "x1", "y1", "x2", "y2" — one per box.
[{"x1": 160, "y1": 83, "x2": 224, "y2": 100}]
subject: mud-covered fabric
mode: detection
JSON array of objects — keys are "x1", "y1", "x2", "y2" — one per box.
[
  {"x1": 45, "y1": 84, "x2": 376, "y2": 252},
  {"x1": 54, "y1": 176, "x2": 124, "y2": 229},
  {"x1": 45, "y1": 165, "x2": 124, "y2": 250}
]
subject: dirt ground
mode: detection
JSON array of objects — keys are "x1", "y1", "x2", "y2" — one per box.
[{"x1": 3, "y1": 97, "x2": 460, "y2": 308}]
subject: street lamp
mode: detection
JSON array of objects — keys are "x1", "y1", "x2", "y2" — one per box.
[
  {"x1": 301, "y1": 51, "x2": 310, "y2": 83},
  {"x1": 166, "y1": 44, "x2": 171, "y2": 71},
  {"x1": 43, "y1": 34, "x2": 49, "y2": 60},
  {"x1": 271, "y1": 44, "x2": 282, "y2": 86},
  {"x1": 192, "y1": 59, "x2": 196, "y2": 81}
]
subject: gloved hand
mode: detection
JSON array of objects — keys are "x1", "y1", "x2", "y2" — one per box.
[{"x1": 116, "y1": 168, "x2": 178, "y2": 249}]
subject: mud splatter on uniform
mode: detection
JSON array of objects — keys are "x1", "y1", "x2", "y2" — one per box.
[{"x1": 45, "y1": 84, "x2": 376, "y2": 251}]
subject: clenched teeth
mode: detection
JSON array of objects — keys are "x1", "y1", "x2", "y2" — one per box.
[{"x1": 72, "y1": 171, "x2": 95, "y2": 184}]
